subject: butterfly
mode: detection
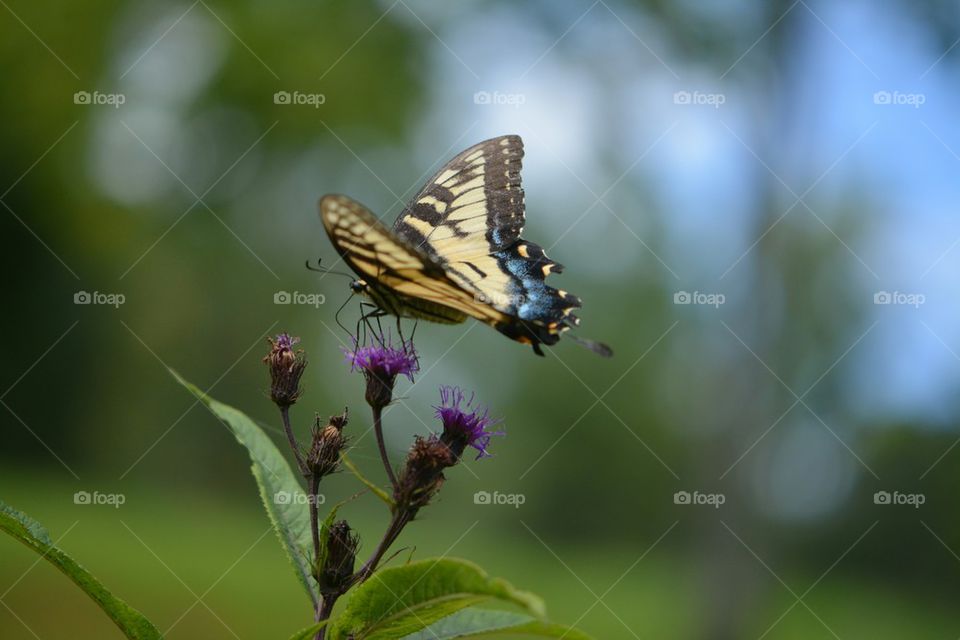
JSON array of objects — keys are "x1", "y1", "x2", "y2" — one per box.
[{"x1": 319, "y1": 134, "x2": 612, "y2": 357}]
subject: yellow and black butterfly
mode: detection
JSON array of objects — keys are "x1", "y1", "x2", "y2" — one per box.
[{"x1": 319, "y1": 134, "x2": 611, "y2": 357}]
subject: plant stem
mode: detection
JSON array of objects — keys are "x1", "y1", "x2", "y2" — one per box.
[
  {"x1": 371, "y1": 405, "x2": 397, "y2": 489},
  {"x1": 280, "y1": 406, "x2": 308, "y2": 476},
  {"x1": 315, "y1": 593, "x2": 336, "y2": 640},
  {"x1": 350, "y1": 508, "x2": 411, "y2": 586},
  {"x1": 309, "y1": 473, "x2": 321, "y2": 565}
]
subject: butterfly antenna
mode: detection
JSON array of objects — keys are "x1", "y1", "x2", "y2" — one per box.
[
  {"x1": 306, "y1": 257, "x2": 355, "y2": 280},
  {"x1": 334, "y1": 291, "x2": 356, "y2": 338}
]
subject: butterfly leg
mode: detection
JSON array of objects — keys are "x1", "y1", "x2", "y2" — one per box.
[
  {"x1": 394, "y1": 315, "x2": 405, "y2": 344},
  {"x1": 359, "y1": 302, "x2": 388, "y2": 346}
]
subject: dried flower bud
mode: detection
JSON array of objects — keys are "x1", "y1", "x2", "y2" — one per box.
[
  {"x1": 394, "y1": 435, "x2": 455, "y2": 514},
  {"x1": 306, "y1": 410, "x2": 348, "y2": 478},
  {"x1": 343, "y1": 336, "x2": 419, "y2": 409},
  {"x1": 263, "y1": 333, "x2": 307, "y2": 408},
  {"x1": 319, "y1": 520, "x2": 359, "y2": 595}
]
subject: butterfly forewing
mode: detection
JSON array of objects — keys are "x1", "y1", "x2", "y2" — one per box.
[{"x1": 319, "y1": 194, "x2": 510, "y2": 325}]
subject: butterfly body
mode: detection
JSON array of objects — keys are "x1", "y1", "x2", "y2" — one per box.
[
  {"x1": 352, "y1": 277, "x2": 468, "y2": 325},
  {"x1": 320, "y1": 135, "x2": 611, "y2": 357}
]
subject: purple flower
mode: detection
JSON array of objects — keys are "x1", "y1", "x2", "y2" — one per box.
[
  {"x1": 344, "y1": 337, "x2": 419, "y2": 381},
  {"x1": 435, "y1": 386, "x2": 503, "y2": 460},
  {"x1": 343, "y1": 337, "x2": 419, "y2": 408},
  {"x1": 274, "y1": 333, "x2": 299, "y2": 351}
]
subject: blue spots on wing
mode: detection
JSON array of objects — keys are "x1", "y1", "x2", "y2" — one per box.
[{"x1": 495, "y1": 244, "x2": 581, "y2": 324}]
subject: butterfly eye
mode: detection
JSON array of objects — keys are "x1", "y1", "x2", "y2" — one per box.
[{"x1": 350, "y1": 280, "x2": 367, "y2": 294}]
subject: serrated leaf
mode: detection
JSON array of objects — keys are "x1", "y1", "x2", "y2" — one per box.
[
  {"x1": 287, "y1": 621, "x2": 327, "y2": 639},
  {"x1": 328, "y1": 558, "x2": 545, "y2": 640},
  {"x1": 170, "y1": 368, "x2": 318, "y2": 606},
  {"x1": 401, "y1": 608, "x2": 594, "y2": 639},
  {"x1": 0, "y1": 499, "x2": 162, "y2": 640}
]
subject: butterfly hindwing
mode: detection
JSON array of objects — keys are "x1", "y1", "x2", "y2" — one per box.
[
  {"x1": 393, "y1": 135, "x2": 525, "y2": 259},
  {"x1": 391, "y1": 135, "x2": 581, "y2": 348}
]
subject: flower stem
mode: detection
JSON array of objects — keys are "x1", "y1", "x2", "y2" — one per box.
[
  {"x1": 372, "y1": 405, "x2": 398, "y2": 489},
  {"x1": 350, "y1": 508, "x2": 412, "y2": 586},
  {"x1": 309, "y1": 473, "x2": 321, "y2": 565},
  {"x1": 280, "y1": 406, "x2": 308, "y2": 476},
  {"x1": 315, "y1": 593, "x2": 336, "y2": 640}
]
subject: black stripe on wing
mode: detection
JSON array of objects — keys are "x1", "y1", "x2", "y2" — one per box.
[{"x1": 393, "y1": 135, "x2": 525, "y2": 260}]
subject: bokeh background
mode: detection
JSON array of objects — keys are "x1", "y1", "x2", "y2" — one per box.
[{"x1": 2, "y1": 0, "x2": 960, "y2": 638}]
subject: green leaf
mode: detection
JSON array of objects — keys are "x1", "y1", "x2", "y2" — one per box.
[
  {"x1": 170, "y1": 368, "x2": 319, "y2": 606},
  {"x1": 401, "y1": 609, "x2": 595, "y2": 639},
  {"x1": 287, "y1": 621, "x2": 327, "y2": 640},
  {"x1": 341, "y1": 454, "x2": 393, "y2": 506},
  {"x1": 0, "y1": 499, "x2": 162, "y2": 640},
  {"x1": 328, "y1": 558, "x2": 545, "y2": 640}
]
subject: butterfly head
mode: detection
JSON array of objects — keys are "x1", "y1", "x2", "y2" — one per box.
[{"x1": 350, "y1": 279, "x2": 368, "y2": 295}]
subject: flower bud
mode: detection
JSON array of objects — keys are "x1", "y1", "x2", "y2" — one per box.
[
  {"x1": 263, "y1": 333, "x2": 307, "y2": 408},
  {"x1": 319, "y1": 520, "x2": 359, "y2": 595},
  {"x1": 306, "y1": 410, "x2": 348, "y2": 478}
]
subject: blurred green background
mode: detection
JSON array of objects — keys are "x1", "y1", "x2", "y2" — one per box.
[{"x1": 3, "y1": 0, "x2": 960, "y2": 638}]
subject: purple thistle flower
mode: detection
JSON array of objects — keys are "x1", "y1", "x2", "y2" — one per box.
[
  {"x1": 344, "y1": 338, "x2": 419, "y2": 381},
  {"x1": 435, "y1": 386, "x2": 503, "y2": 460},
  {"x1": 343, "y1": 336, "x2": 419, "y2": 408}
]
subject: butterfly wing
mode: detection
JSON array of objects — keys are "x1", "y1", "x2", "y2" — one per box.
[
  {"x1": 319, "y1": 194, "x2": 514, "y2": 326},
  {"x1": 392, "y1": 135, "x2": 584, "y2": 351}
]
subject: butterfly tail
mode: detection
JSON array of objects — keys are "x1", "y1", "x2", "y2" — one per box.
[{"x1": 566, "y1": 334, "x2": 614, "y2": 358}]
